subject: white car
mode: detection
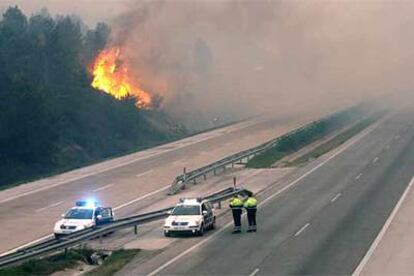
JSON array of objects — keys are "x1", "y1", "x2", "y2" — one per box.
[
  {"x1": 164, "y1": 198, "x2": 216, "y2": 237},
  {"x1": 53, "y1": 200, "x2": 114, "y2": 239}
]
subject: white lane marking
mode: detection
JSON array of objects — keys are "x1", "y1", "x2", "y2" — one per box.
[
  {"x1": 0, "y1": 234, "x2": 54, "y2": 257},
  {"x1": 92, "y1": 183, "x2": 114, "y2": 192},
  {"x1": 146, "y1": 116, "x2": 386, "y2": 276},
  {"x1": 136, "y1": 170, "x2": 153, "y2": 178},
  {"x1": 0, "y1": 120, "x2": 253, "y2": 205},
  {"x1": 294, "y1": 223, "x2": 310, "y2": 237},
  {"x1": 2, "y1": 184, "x2": 171, "y2": 256},
  {"x1": 353, "y1": 176, "x2": 414, "y2": 276},
  {"x1": 373, "y1": 157, "x2": 379, "y2": 164},
  {"x1": 249, "y1": 268, "x2": 260, "y2": 276},
  {"x1": 355, "y1": 173, "x2": 363, "y2": 180},
  {"x1": 113, "y1": 185, "x2": 170, "y2": 211},
  {"x1": 331, "y1": 193, "x2": 342, "y2": 202},
  {"x1": 35, "y1": 201, "x2": 64, "y2": 213},
  {"x1": 172, "y1": 160, "x2": 185, "y2": 165}
]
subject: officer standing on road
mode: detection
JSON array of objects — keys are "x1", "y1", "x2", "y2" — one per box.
[
  {"x1": 229, "y1": 195, "x2": 244, "y2": 233},
  {"x1": 244, "y1": 192, "x2": 258, "y2": 232}
]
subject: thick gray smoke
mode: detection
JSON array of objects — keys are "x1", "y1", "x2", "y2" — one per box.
[
  {"x1": 106, "y1": 0, "x2": 414, "y2": 126},
  {"x1": 3, "y1": 0, "x2": 414, "y2": 127}
]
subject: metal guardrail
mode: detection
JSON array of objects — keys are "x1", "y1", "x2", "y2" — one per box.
[
  {"x1": 0, "y1": 187, "x2": 250, "y2": 268},
  {"x1": 169, "y1": 105, "x2": 367, "y2": 194}
]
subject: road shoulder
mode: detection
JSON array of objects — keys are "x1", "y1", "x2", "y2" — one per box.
[{"x1": 357, "y1": 176, "x2": 414, "y2": 275}]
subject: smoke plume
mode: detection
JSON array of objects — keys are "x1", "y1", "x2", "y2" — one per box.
[
  {"x1": 104, "y1": 0, "x2": 414, "y2": 125},
  {"x1": 3, "y1": 0, "x2": 414, "y2": 126}
]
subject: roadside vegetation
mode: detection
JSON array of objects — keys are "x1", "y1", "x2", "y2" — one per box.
[
  {"x1": 246, "y1": 106, "x2": 381, "y2": 168},
  {"x1": 0, "y1": 248, "x2": 94, "y2": 276},
  {"x1": 0, "y1": 7, "x2": 187, "y2": 189},
  {"x1": 286, "y1": 115, "x2": 380, "y2": 166},
  {"x1": 86, "y1": 249, "x2": 139, "y2": 276},
  {"x1": 0, "y1": 248, "x2": 139, "y2": 276}
]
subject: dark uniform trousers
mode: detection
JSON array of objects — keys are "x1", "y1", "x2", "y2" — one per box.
[
  {"x1": 246, "y1": 207, "x2": 257, "y2": 230},
  {"x1": 231, "y1": 208, "x2": 243, "y2": 229}
]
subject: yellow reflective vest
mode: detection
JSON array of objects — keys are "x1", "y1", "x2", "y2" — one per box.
[
  {"x1": 229, "y1": 197, "x2": 244, "y2": 208},
  {"x1": 244, "y1": 197, "x2": 257, "y2": 208}
]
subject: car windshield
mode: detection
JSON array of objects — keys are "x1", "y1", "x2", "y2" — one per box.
[
  {"x1": 172, "y1": 205, "x2": 200, "y2": 216},
  {"x1": 64, "y1": 208, "x2": 93, "y2": 219}
]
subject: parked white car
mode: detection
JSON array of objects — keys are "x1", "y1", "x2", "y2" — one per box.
[
  {"x1": 164, "y1": 198, "x2": 216, "y2": 237},
  {"x1": 53, "y1": 200, "x2": 114, "y2": 239}
]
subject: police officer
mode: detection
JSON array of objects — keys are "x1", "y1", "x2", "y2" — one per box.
[
  {"x1": 229, "y1": 195, "x2": 244, "y2": 233},
  {"x1": 244, "y1": 192, "x2": 257, "y2": 232}
]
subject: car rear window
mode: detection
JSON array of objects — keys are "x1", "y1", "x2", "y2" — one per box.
[
  {"x1": 172, "y1": 205, "x2": 200, "y2": 215},
  {"x1": 64, "y1": 208, "x2": 93, "y2": 219}
]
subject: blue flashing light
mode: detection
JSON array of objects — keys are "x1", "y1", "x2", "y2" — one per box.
[{"x1": 76, "y1": 198, "x2": 98, "y2": 208}]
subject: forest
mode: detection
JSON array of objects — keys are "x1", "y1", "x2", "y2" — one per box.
[{"x1": 0, "y1": 6, "x2": 186, "y2": 187}]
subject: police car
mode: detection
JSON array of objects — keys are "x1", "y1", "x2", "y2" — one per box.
[
  {"x1": 53, "y1": 200, "x2": 114, "y2": 239},
  {"x1": 163, "y1": 198, "x2": 216, "y2": 237}
]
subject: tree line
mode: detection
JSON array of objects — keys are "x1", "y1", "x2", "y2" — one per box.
[{"x1": 0, "y1": 6, "x2": 186, "y2": 187}]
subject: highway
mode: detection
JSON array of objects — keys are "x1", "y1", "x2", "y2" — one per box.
[
  {"x1": 118, "y1": 110, "x2": 414, "y2": 275},
  {"x1": 0, "y1": 112, "x2": 321, "y2": 254}
]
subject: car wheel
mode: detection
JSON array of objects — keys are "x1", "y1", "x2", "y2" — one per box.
[
  {"x1": 211, "y1": 217, "x2": 216, "y2": 230},
  {"x1": 197, "y1": 224, "x2": 204, "y2": 236},
  {"x1": 164, "y1": 231, "x2": 170, "y2": 237}
]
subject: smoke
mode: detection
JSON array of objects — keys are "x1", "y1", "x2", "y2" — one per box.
[
  {"x1": 103, "y1": 0, "x2": 414, "y2": 126},
  {"x1": 3, "y1": 0, "x2": 414, "y2": 126}
]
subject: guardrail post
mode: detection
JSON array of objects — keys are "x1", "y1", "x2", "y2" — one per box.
[
  {"x1": 217, "y1": 201, "x2": 221, "y2": 209},
  {"x1": 213, "y1": 168, "x2": 216, "y2": 175},
  {"x1": 231, "y1": 162, "x2": 234, "y2": 168},
  {"x1": 134, "y1": 225, "x2": 138, "y2": 235},
  {"x1": 193, "y1": 178, "x2": 197, "y2": 184},
  {"x1": 99, "y1": 235, "x2": 102, "y2": 244},
  {"x1": 203, "y1": 174, "x2": 207, "y2": 180}
]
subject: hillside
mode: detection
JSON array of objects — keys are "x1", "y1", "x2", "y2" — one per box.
[{"x1": 0, "y1": 7, "x2": 187, "y2": 188}]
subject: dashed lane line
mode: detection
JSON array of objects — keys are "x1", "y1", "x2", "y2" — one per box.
[
  {"x1": 294, "y1": 223, "x2": 310, "y2": 237},
  {"x1": 1, "y1": 184, "x2": 172, "y2": 256},
  {"x1": 136, "y1": 170, "x2": 154, "y2": 178},
  {"x1": 0, "y1": 119, "x2": 253, "y2": 205},
  {"x1": 145, "y1": 115, "x2": 388, "y2": 276},
  {"x1": 249, "y1": 268, "x2": 260, "y2": 276},
  {"x1": 113, "y1": 185, "x2": 170, "y2": 211},
  {"x1": 92, "y1": 183, "x2": 113, "y2": 192},
  {"x1": 331, "y1": 193, "x2": 342, "y2": 203},
  {"x1": 35, "y1": 201, "x2": 64, "y2": 213},
  {"x1": 0, "y1": 184, "x2": 172, "y2": 256}
]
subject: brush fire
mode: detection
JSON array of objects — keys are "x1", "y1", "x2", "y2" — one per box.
[{"x1": 91, "y1": 47, "x2": 152, "y2": 108}]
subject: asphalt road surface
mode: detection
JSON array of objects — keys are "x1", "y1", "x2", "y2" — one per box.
[
  {"x1": 0, "y1": 113, "x2": 320, "y2": 254},
  {"x1": 122, "y1": 110, "x2": 414, "y2": 275}
]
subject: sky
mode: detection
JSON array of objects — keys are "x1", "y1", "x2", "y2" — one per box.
[{"x1": 0, "y1": 0, "x2": 127, "y2": 26}]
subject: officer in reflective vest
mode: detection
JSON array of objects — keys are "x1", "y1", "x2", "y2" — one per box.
[
  {"x1": 229, "y1": 195, "x2": 244, "y2": 233},
  {"x1": 244, "y1": 193, "x2": 257, "y2": 232}
]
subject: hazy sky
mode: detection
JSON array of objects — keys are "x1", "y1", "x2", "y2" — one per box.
[
  {"x1": 1, "y1": 0, "x2": 413, "y2": 123},
  {"x1": 0, "y1": 0, "x2": 126, "y2": 26}
]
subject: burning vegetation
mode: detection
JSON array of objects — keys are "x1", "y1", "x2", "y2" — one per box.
[{"x1": 91, "y1": 47, "x2": 152, "y2": 108}]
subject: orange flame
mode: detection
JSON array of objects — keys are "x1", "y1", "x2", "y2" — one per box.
[{"x1": 91, "y1": 47, "x2": 151, "y2": 108}]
